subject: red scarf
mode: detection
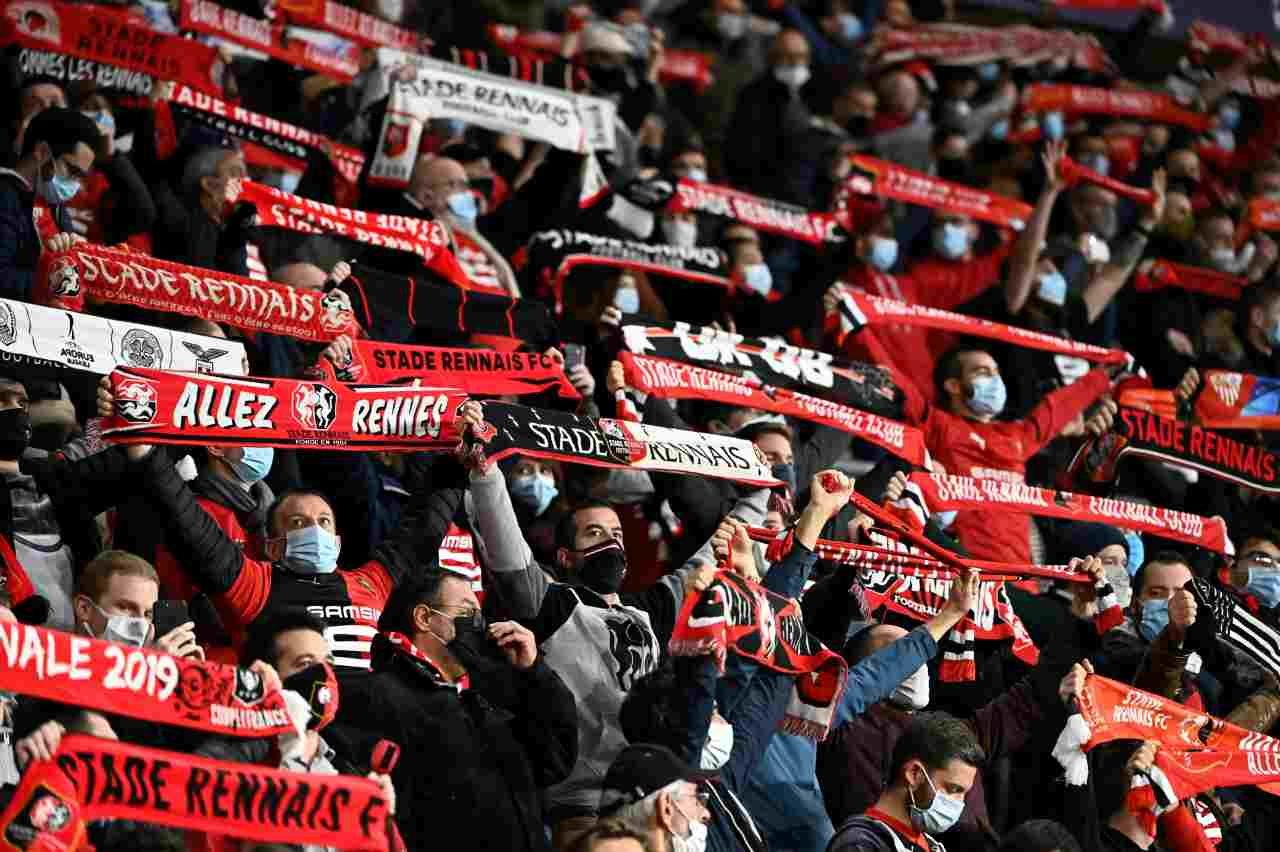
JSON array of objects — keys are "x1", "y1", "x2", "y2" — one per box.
[
  {"x1": 379, "y1": 631, "x2": 469, "y2": 691},
  {"x1": 1023, "y1": 85, "x2": 1213, "y2": 133},
  {"x1": 1059, "y1": 157, "x2": 1155, "y2": 206},
  {"x1": 1134, "y1": 259, "x2": 1245, "y2": 301},
  {"x1": 179, "y1": 0, "x2": 358, "y2": 80},
  {"x1": 312, "y1": 340, "x2": 580, "y2": 399},
  {"x1": 1, "y1": 735, "x2": 391, "y2": 850},
  {"x1": 869, "y1": 22, "x2": 1112, "y2": 75},
  {"x1": 669, "y1": 568, "x2": 848, "y2": 740},
  {"x1": 0, "y1": 622, "x2": 295, "y2": 737},
  {"x1": 35, "y1": 244, "x2": 362, "y2": 342},
  {"x1": 844, "y1": 156, "x2": 1033, "y2": 230},
  {"x1": 1188, "y1": 20, "x2": 1256, "y2": 59},
  {"x1": 620, "y1": 352, "x2": 927, "y2": 465},
  {"x1": 1118, "y1": 370, "x2": 1280, "y2": 431},
  {"x1": 829, "y1": 288, "x2": 1130, "y2": 365},
  {"x1": 275, "y1": 0, "x2": 421, "y2": 50},
  {"x1": 102, "y1": 367, "x2": 464, "y2": 452},
  {"x1": 908, "y1": 472, "x2": 1232, "y2": 555},
  {"x1": 669, "y1": 179, "x2": 838, "y2": 245}
]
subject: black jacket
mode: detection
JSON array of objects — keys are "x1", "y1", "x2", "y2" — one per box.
[
  {"x1": 0, "y1": 171, "x2": 70, "y2": 302},
  {"x1": 337, "y1": 634, "x2": 578, "y2": 852}
]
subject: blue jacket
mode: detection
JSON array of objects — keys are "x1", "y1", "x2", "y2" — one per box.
[{"x1": 0, "y1": 171, "x2": 68, "y2": 302}]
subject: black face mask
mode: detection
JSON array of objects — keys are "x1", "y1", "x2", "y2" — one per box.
[
  {"x1": 448, "y1": 609, "x2": 487, "y2": 652},
  {"x1": 576, "y1": 539, "x2": 628, "y2": 595},
  {"x1": 0, "y1": 409, "x2": 31, "y2": 461}
]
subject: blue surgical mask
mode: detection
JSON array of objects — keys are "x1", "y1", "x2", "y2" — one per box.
[
  {"x1": 1036, "y1": 270, "x2": 1068, "y2": 306},
  {"x1": 1212, "y1": 128, "x2": 1235, "y2": 152},
  {"x1": 934, "y1": 223, "x2": 971, "y2": 260},
  {"x1": 284, "y1": 525, "x2": 341, "y2": 574},
  {"x1": 977, "y1": 62, "x2": 1000, "y2": 83},
  {"x1": 1082, "y1": 153, "x2": 1110, "y2": 177},
  {"x1": 772, "y1": 462, "x2": 796, "y2": 493},
  {"x1": 40, "y1": 161, "x2": 81, "y2": 206},
  {"x1": 836, "y1": 12, "x2": 862, "y2": 42},
  {"x1": 1247, "y1": 569, "x2": 1280, "y2": 608},
  {"x1": 1219, "y1": 104, "x2": 1241, "y2": 130},
  {"x1": 447, "y1": 190, "x2": 478, "y2": 224},
  {"x1": 965, "y1": 375, "x2": 1006, "y2": 417},
  {"x1": 511, "y1": 472, "x2": 558, "y2": 517},
  {"x1": 1042, "y1": 111, "x2": 1066, "y2": 142},
  {"x1": 614, "y1": 286, "x2": 640, "y2": 314},
  {"x1": 1138, "y1": 597, "x2": 1170, "y2": 642},
  {"x1": 866, "y1": 235, "x2": 898, "y2": 272},
  {"x1": 743, "y1": 263, "x2": 773, "y2": 297},
  {"x1": 988, "y1": 119, "x2": 1009, "y2": 142},
  {"x1": 83, "y1": 110, "x2": 115, "y2": 136},
  {"x1": 1269, "y1": 320, "x2": 1280, "y2": 348},
  {"x1": 909, "y1": 767, "x2": 966, "y2": 835},
  {"x1": 226, "y1": 445, "x2": 274, "y2": 484},
  {"x1": 686, "y1": 168, "x2": 708, "y2": 183}
]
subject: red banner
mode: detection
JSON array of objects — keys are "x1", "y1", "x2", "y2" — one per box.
[
  {"x1": 275, "y1": 0, "x2": 419, "y2": 50},
  {"x1": 1023, "y1": 85, "x2": 1213, "y2": 132},
  {"x1": 908, "y1": 472, "x2": 1232, "y2": 554},
  {"x1": 2, "y1": 0, "x2": 223, "y2": 95},
  {"x1": 620, "y1": 352, "x2": 927, "y2": 465},
  {"x1": 669, "y1": 179, "x2": 838, "y2": 245},
  {"x1": 179, "y1": 0, "x2": 358, "y2": 79},
  {"x1": 1060, "y1": 156, "x2": 1155, "y2": 206},
  {"x1": 35, "y1": 244, "x2": 362, "y2": 343},
  {"x1": 869, "y1": 22, "x2": 1112, "y2": 74},
  {"x1": 6, "y1": 735, "x2": 391, "y2": 850},
  {"x1": 103, "y1": 367, "x2": 465, "y2": 451},
  {"x1": 0, "y1": 622, "x2": 295, "y2": 737},
  {"x1": 1134, "y1": 259, "x2": 1245, "y2": 301},
  {"x1": 845, "y1": 155, "x2": 1033, "y2": 230},
  {"x1": 314, "y1": 340, "x2": 580, "y2": 399}
]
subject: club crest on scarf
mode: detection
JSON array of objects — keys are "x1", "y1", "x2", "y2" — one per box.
[
  {"x1": 46, "y1": 256, "x2": 80, "y2": 300},
  {"x1": 114, "y1": 376, "x2": 158, "y2": 424},
  {"x1": 181, "y1": 341, "x2": 232, "y2": 374},
  {"x1": 120, "y1": 329, "x2": 163, "y2": 369},
  {"x1": 318, "y1": 289, "x2": 356, "y2": 335},
  {"x1": 382, "y1": 122, "x2": 410, "y2": 157},
  {"x1": 293, "y1": 383, "x2": 338, "y2": 431},
  {"x1": 8, "y1": 1, "x2": 60, "y2": 43}
]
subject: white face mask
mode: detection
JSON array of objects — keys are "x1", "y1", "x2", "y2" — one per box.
[
  {"x1": 662, "y1": 218, "x2": 698, "y2": 249},
  {"x1": 606, "y1": 194, "x2": 656, "y2": 239},
  {"x1": 84, "y1": 602, "x2": 152, "y2": 648},
  {"x1": 773, "y1": 64, "x2": 811, "y2": 90},
  {"x1": 700, "y1": 719, "x2": 734, "y2": 770},
  {"x1": 889, "y1": 664, "x2": 930, "y2": 710},
  {"x1": 671, "y1": 800, "x2": 709, "y2": 852}
]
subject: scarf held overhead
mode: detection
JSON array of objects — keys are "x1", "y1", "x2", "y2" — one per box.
[
  {"x1": 102, "y1": 367, "x2": 465, "y2": 451},
  {"x1": 844, "y1": 155, "x2": 1033, "y2": 230},
  {"x1": 1118, "y1": 370, "x2": 1280, "y2": 430},
  {"x1": 869, "y1": 22, "x2": 1113, "y2": 73},
  {"x1": 620, "y1": 352, "x2": 927, "y2": 465},
  {"x1": 526, "y1": 229, "x2": 730, "y2": 299},
  {"x1": 35, "y1": 244, "x2": 361, "y2": 343},
  {"x1": 1022, "y1": 85, "x2": 1213, "y2": 133},
  {"x1": 1, "y1": 735, "x2": 391, "y2": 850},
  {"x1": 0, "y1": 622, "x2": 295, "y2": 737},
  {"x1": 275, "y1": 0, "x2": 418, "y2": 49},
  {"x1": 465, "y1": 401, "x2": 781, "y2": 487},
  {"x1": 1134, "y1": 259, "x2": 1244, "y2": 301},
  {"x1": 669, "y1": 569, "x2": 848, "y2": 740},
  {"x1": 669, "y1": 180, "x2": 839, "y2": 245},
  {"x1": 179, "y1": 0, "x2": 359, "y2": 80}
]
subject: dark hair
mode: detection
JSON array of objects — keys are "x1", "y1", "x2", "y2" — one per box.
[
  {"x1": 997, "y1": 820, "x2": 1082, "y2": 852},
  {"x1": 933, "y1": 343, "x2": 991, "y2": 402},
  {"x1": 1091, "y1": 740, "x2": 1143, "y2": 820},
  {"x1": 377, "y1": 566, "x2": 453, "y2": 635},
  {"x1": 1132, "y1": 549, "x2": 1190, "y2": 597},
  {"x1": 20, "y1": 107, "x2": 100, "y2": 159},
  {"x1": 266, "y1": 489, "x2": 334, "y2": 537},
  {"x1": 1239, "y1": 525, "x2": 1280, "y2": 554},
  {"x1": 555, "y1": 499, "x2": 617, "y2": 552},
  {"x1": 619, "y1": 662, "x2": 690, "y2": 755},
  {"x1": 89, "y1": 821, "x2": 187, "y2": 852},
  {"x1": 888, "y1": 711, "x2": 985, "y2": 780},
  {"x1": 240, "y1": 611, "x2": 328, "y2": 668}
]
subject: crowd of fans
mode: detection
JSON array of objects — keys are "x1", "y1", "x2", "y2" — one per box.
[{"x1": 1, "y1": 0, "x2": 1280, "y2": 851}]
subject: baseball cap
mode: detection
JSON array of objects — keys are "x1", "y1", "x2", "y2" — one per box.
[
  {"x1": 598, "y1": 744, "x2": 712, "y2": 816},
  {"x1": 733, "y1": 414, "x2": 792, "y2": 444}
]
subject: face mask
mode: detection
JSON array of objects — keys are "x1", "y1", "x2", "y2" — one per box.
[
  {"x1": 742, "y1": 263, "x2": 772, "y2": 297},
  {"x1": 226, "y1": 445, "x2": 274, "y2": 484},
  {"x1": 1209, "y1": 246, "x2": 1237, "y2": 273},
  {"x1": 686, "y1": 168, "x2": 708, "y2": 183},
  {"x1": 909, "y1": 767, "x2": 966, "y2": 835},
  {"x1": 988, "y1": 119, "x2": 1009, "y2": 141},
  {"x1": 1042, "y1": 112, "x2": 1066, "y2": 142},
  {"x1": 606, "y1": 194, "x2": 656, "y2": 239},
  {"x1": 282, "y1": 662, "x2": 340, "y2": 731},
  {"x1": 663, "y1": 218, "x2": 698, "y2": 248},
  {"x1": 836, "y1": 13, "x2": 862, "y2": 41},
  {"x1": 1036, "y1": 270, "x2": 1068, "y2": 306},
  {"x1": 376, "y1": 0, "x2": 402, "y2": 21},
  {"x1": 671, "y1": 801, "x2": 709, "y2": 852},
  {"x1": 771, "y1": 462, "x2": 796, "y2": 494},
  {"x1": 40, "y1": 161, "x2": 81, "y2": 206},
  {"x1": 716, "y1": 12, "x2": 747, "y2": 41},
  {"x1": 889, "y1": 664, "x2": 930, "y2": 710},
  {"x1": 977, "y1": 62, "x2": 999, "y2": 82},
  {"x1": 1247, "y1": 569, "x2": 1280, "y2": 608},
  {"x1": 866, "y1": 235, "x2": 898, "y2": 271},
  {"x1": 614, "y1": 286, "x2": 641, "y2": 314},
  {"x1": 934, "y1": 223, "x2": 971, "y2": 260},
  {"x1": 1081, "y1": 153, "x2": 1110, "y2": 177},
  {"x1": 1138, "y1": 597, "x2": 1170, "y2": 642},
  {"x1": 85, "y1": 602, "x2": 151, "y2": 648},
  {"x1": 83, "y1": 111, "x2": 114, "y2": 137},
  {"x1": 1268, "y1": 319, "x2": 1280, "y2": 348},
  {"x1": 773, "y1": 64, "x2": 811, "y2": 90},
  {"x1": 284, "y1": 525, "x2": 341, "y2": 574},
  {"x1": 935, "y1": 509, "x2": 958, "y2": 530},
  {"x1": 701, "y1": 718, "x2": 734, "y2": 770},
  {"x1": 1211, "y1": 128, "x2": 1235, "y2": 152},
  {"x1": 447, "y1": 190, "x2": 478, "y2": 224},
  {"x1": 1219, "y1": 105, "x2": 1241, "y2": 130},
  {"x1": 577, "y1": 539, "x2": 628, "y2": 595},
  {"x1": 0, "y1": 408, "x2": 31, "y2": 461},
  {"x1": 446, "y1": 608, "x2": 488, "y2": 652},
  {"x1": 965, "y1": 375, "x2": 1006, "y2": 417},
  {"x1": 511, "y1": 472, "x2": 558, "y2": 516}
]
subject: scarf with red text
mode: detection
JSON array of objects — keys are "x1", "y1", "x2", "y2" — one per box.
[
  {"x1": 276, "y1": 0, "x2": 420, "y2": 49},
  {"x1": 461, "y1": 400, "x2": 781, "y2": 487},
  {"x1": 869, "y1": 22, "x2": 1113, "y2": 74},
  {"x1": 102, "y1": 367, "x2": 464, "y2": 452},
  {"x1": 669, "y1": 179, "x2": 839, "y2": 245},
  {"x1": 0, "y1": 622, "x2": 296, "y2": 737},
  {"x1": 669, "y1": 568, "x2": 847, "y2": 740},
  {"x1": 1060, "y1": 156, "x2": 1156, "y2": 206},
  {"x1": 1023, "y1": 85, "x2": 1213, "y2": 133},
  {"x1": 1, "y1": 735, "x2": 391, "y2": 850},
  {"x1": 842, "y1": 156, "x2": 1033, "y2": 230},
  {"x1": 1135, "y1": 259, "x2": 1244, "y2": 301},
  {"x1": 35, "y1": 244, "x2": 361, "y2": 342},
  {"x1": 828, "y1": 287, "x2": 1130, "y2": 365},
  {"x1": 180, "y1": 0, "x2": 358, "y2": 79},
  {"x1": 1118, "y1": 370, "x2": 1280, "y2": 431},
  {"x1": 312, "y1": 340, "x2": 579, "y2": 400},
  {"x1": 620, "y1": 352, "x2": 927, "y2": 465},
  {"x1": 0, "y1": 0, "x2": 223, "y2": 95}
]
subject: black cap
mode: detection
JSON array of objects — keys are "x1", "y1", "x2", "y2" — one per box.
[{"x1": 598, "y1": 744, "x2": 710, "y2": 816}]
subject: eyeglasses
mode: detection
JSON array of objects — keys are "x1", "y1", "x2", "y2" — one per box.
[{"x1": 429, "y1": 604, "x2": 482, "y2": 620}]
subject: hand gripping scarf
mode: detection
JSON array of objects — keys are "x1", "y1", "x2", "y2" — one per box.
[
  {"x1": 668, "y1": 179, "x2": 839, "y2": 246},
  {"x1": 0, "y1": 622, "x2": 296, "y2": 737},
  {"x1": 312, "y1": 340, "x2": 580, "y2": 399},
  {"x1": 461, "y1": 400, "x2": 781, "y2": 488},
  {"x1": 102, "y1": 367, "x2": 465, "y2": 452},
  {"x1": 1118, "y1": 369, "x2": 1280, "y2": 431},
  {"x1": 620, "y1": 352, "x2": 928, "y2": 465},
  {"x1": 843, "y1": 155, "x2": 1033, "y2": 231},
  {"x1": 179, "y1": 0, "x2": 359, "y2": 80},
  {"x1": 1022, "y1": 85, "x2": 1213, "y2": 133},
  {"x1": 620, "y1": 319, "x2": 904, "y2": 420},
  {"x1": 35, "y1": 244, "x2": 362, "y2": 343},
  {"x1": 0, "y1": 735, "x2": 391, "y2": 851},
  {"x1": 1134, "y1": 259, "x2": 1245, "y2": 302},
  {"x1": 669, "y1": 568, "x2": 848, "y2": 740}
]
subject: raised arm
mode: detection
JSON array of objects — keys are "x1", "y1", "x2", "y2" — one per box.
[{"x1": 1006, "y1": 141, "x2": 1067, "y2": 315}]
